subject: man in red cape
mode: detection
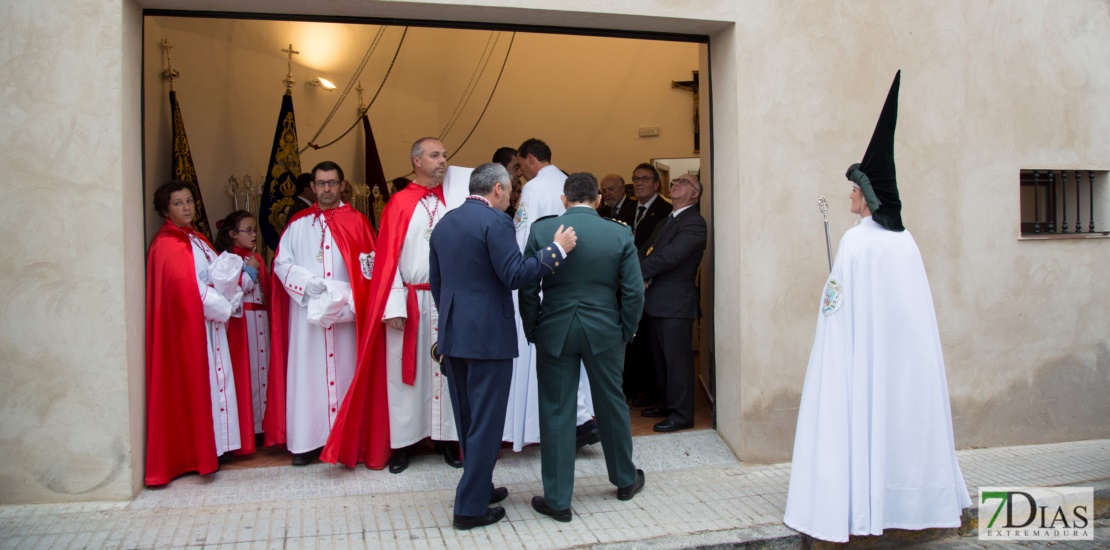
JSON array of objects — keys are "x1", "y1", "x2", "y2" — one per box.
[
  {"x1": 323, "y1": 138, "x2": 458, "y2": 471},
  {"x1": 263, "y1": 161, "x2": 386, "y2": 467}
]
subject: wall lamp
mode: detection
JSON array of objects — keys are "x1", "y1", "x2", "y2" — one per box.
[{"x1": 308, "y1": 77, "x2": 336, "y2": 91}]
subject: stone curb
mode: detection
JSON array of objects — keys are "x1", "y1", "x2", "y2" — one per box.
[{"x1": 594, "y1": 479, "x2": 1110, "y2": 550}]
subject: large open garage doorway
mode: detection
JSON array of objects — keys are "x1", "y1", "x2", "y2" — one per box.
[{"x1": 140, "y1": 5, "x2": 721, "y2": 470}]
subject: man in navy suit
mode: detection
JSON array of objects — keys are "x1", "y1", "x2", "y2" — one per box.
[{"x1": 429, "y1": 162, "x2": 578, "y2": 530}]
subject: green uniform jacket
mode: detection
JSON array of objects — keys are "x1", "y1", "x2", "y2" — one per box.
[{"x1": 520, "y1": 206, "x2": 645, "y2": 356}]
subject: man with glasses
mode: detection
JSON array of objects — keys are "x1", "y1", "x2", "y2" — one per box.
[
  {"x1": 638, "y1": 174, "x2": 707, "y2": 432},
  {"x1": 625, "y1": 163, "x2": 673, "y2": 407},
  {"x1": 269, "y1": 161, "x2": 379, "y2": 466}
]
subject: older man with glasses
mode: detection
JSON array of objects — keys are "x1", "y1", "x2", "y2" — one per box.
[
  {"x1": 638, "y1": 174, "x2": 707, "y2": 432},
  {"x1": 268, "y1": 160, "x2": 380, "y2": 466}
]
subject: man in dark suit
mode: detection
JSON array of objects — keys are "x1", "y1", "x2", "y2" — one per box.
[
  {"x1": 599, "y1": 173, "x2": 634, "y2": 224},
  {"x1": 286, "y1": 173, "x2": 316, "y2": 220},
  {"x1": 520, "y1": 172, "x2": 646, "y2": 523},
  {"x1": 639, "y1": 173, "x2": 707, "y2": 432},
  {"x1": 624, "y1": 163, "x2": 673, "y2": 406},
  {"x1": 429, "y1": 162, "x2": 578, "y2": 530}
]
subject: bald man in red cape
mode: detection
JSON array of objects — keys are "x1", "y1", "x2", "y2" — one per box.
[{"x1": 323, "y1": 139, "x2": 457, "y2": 470}]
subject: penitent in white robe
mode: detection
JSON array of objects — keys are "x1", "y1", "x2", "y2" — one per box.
[
  {"x1": 190, "y1": 237, "x2": 242, "y2": 455},
  {"x1": 385, "y1": 194, "x2": 458, "y2": 448},
  {"x1": 784, "y1": 217, "x2": 971, "y2": 543},
  {"x1": 506, "y1": 164, "x2": 594, "y2": 450},
  {"x1": 274, "y1": 210, "x2": 358, "y2": 454}
]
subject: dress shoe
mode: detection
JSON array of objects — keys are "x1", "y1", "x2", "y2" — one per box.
[
  {"x1": 453, "y1": 506, "x2": 506, "y2": 530},
  {"x1": 435, "y1": 442, "x2": 464, "y2": 468},
  {"x1": 531, "y1": 496, "x2": 572, "y2": 522},
  {"x1": 653, "y1": 418, "x2": 694, "y2": 432},
  {"x1": 617, "y1": 469, "x2": 646, "y2": 501},
  {"x1": 640, "y1": 407, "x2": 672, "y2": 418},
  {"x1": 629, "y1": 397, "x2": 655, "y2": 408},
  {"x1": 490, "y1": 486, "x2": 508, "y2": 504},
  {"x1": 291, "y1": 447, "x2": 321, "y2": 466},
  {"x1": 388, "y1": 447, "x2": 412, "y2": 474},
  {"x1": 575, "y1": 420, "x2": 600, "y2": 449}
]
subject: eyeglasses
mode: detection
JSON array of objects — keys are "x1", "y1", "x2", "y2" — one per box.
[
  {"x1": 235, "y1": 227, "x2": 258, "y2": 234},
  {"x1": 631, "y1": 176, "x2": 655, "y2": 183},
  {"x1": 671, "y1": 178, "x2": 701, "y2": 192},
  {"x1": 314, "y1": 179, "x2": 341, "y2": 188}
]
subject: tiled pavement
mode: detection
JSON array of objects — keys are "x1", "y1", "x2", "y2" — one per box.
[{"x1": 1, "y1": 433, "x2": 1108, "y2": 549}]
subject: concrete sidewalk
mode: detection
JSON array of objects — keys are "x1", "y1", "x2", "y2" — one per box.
[{"x1": 1, "y1": 432, "x2": 1107, "y2": 549}]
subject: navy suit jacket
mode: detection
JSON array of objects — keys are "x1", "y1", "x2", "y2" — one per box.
[{"x1": 429, "y1": 198, "x2": 563, "y2": 360}]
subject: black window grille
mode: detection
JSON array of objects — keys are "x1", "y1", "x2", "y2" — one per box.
[{"x1": 1019, "y1": 170, "x2": 1108, "y2": 237}]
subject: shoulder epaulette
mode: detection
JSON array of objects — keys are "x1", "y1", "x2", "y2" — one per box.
[
  {"x1": 603, "y1": 217, "x2": 631, "y2": 229},
  {"x1": 533, "y1": 214, "x2": 559, "y2": 224}
]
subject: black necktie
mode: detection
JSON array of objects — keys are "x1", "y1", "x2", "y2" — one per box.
[{"x1": 634, "y1": 205, "x2": 647, "y2": 230}]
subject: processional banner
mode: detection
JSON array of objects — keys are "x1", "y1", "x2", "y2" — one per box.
[
  {"x1": 170, "y1": 90, "x2": 213, "y2": 241},
  {"x1": 258, "y1": 91, "x2": 302, "y2": 251}
]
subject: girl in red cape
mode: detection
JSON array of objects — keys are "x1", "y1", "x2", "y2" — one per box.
[{"x1": 215, "y1": 210, "x2": 269, "y2": 455}]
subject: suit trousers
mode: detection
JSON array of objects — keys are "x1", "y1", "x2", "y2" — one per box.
[
  {"x1": 442, "y1": 356, "x2": 512, "y2": 516},
  {"x1": 623, "y1": 316, "x2": 658, "y2": 401},
  {"x1": 536, "y1": 317, "x2": 637, "y2": 510},
  {"x1": 648, "y1": 316, "x2": 695, "y2": 424}
]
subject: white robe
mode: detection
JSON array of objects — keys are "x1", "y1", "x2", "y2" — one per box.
[
  {"x1": 784, "y1": 217, "x2": 971, "y2": 543},
  {"x1": 274, "y1": 209, "x2": 358, "y2": 454},
  {"x1": 384, "y1": 194, "x2": 458, "y2": 448},
  {"x1": 507, "y1": 164, "x2": 594, "y2": 450},
  {"x1": 190, "y1": 237, "x2": 242, "y2": 455},
  {"x1": 241, "y1": 265, "x2": 269, "y2": 434}
]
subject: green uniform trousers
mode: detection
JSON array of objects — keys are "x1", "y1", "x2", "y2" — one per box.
[{"x1": 536, "y1": 316, "x2": 637, "y2": 510}]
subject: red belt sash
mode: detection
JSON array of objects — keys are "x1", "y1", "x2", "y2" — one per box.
[
  {"x1": 243, "y1": 302, "x2": 266, "y2": 311},
  {"x1": 402, "y1": 282, "x2": 431, "y2": 386}
]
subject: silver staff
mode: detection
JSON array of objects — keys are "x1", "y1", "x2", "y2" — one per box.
[{"x1": 818, "y1": 196, "x2": 832, "y2": 272}]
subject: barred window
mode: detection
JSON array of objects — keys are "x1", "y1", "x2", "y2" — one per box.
[{"x1": 1019, "y1": 170, "x2": 1108, "y2": 238}]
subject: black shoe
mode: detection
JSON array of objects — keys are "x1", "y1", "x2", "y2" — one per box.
[
  {"x1": 617, "y1": 469, "x2": 646, "y2": 501},
  {"x1": 575, "y1": 420, "x2": 600, "y2": 449},
  {"x1": 653, "y1": 418, "x2": 694, "y2": 432},
  {"x1": 531, "y1": 496, "x2": 572, "y2": 522},
  {"x1": 291, "y1": 447, "x2": 321, "y2": 466},
  {"x1": 490, "y1": 486, "x2": 508, "y2": 504},
  {"x1": 640, "y1": 407, "x2": 672, "y2": 418},
  {"x1": 453, "y1": 506, "x2": 506, "y2": 530},
  {"x1": 218, "y1": 452, "x2": 234, "y2": 464},
  {"x1": 255, "y1": 433, "x2": 265, "y2": 447},
  {"x1": 629, "y1": 397, "x2": 655, "y2": 408},
  {"x1": 435, "y1": 442, "x2": 463, "y2": 468},
  {"x1": 389, "y1": 447, "x2": 412, "y2": 474}
]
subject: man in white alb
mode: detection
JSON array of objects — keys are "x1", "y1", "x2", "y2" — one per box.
[
  {"x1": 508, "y1": 138, "x2": 599, "y2": 450},
  {"x1": 271, "y1": 161, "x2": 377, "y2": 466}
]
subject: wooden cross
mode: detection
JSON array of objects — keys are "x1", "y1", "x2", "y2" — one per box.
[{"x1": 672, "y1": 70, "x2": 700, "y2": 153}]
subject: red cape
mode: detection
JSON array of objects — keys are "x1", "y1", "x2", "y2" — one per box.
[
  {"x1": 322, "y1": 183, "x2": 442, "y2": 468},
  {"x1": 263, "y1": 204, "x2": 384, "y2": 464},
  {"x1": 145, "y1": 220, "x2": 219, "y2": 486},
  {"x1": 225, "y1": 248, "x2": 267, "y2": 454}
]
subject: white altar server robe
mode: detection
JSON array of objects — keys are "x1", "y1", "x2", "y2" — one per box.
[{"x1": 192, "y1": 238, "x2": 242, "y2": 455}]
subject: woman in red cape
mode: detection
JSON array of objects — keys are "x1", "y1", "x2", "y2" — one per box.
[{"x1": 146, "y1": 181, "x2": 242, "y2": 485}]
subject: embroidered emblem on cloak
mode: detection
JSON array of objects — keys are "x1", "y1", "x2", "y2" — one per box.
[
  {"x1": 822, "y1": 278, "x2": 843, "y2": 315},
  {"x1": 359, "y1": 251, "x2": 375, "y2": 280},
  {"x1": 513, "y1": 202, "x2": 528, "y2": 231}
]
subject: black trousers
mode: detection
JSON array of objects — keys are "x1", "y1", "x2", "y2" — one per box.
[
  {"x1": 648, "y1": 316, "x2": 695, "y2": 424},
  {"x1": 622, "y1": 315, "x2": 658, "y2": 401}
]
